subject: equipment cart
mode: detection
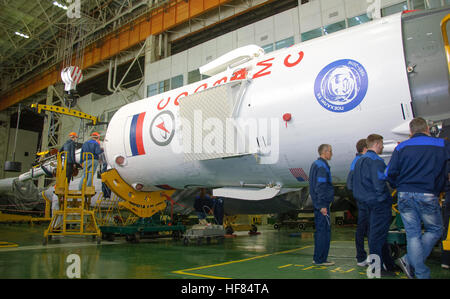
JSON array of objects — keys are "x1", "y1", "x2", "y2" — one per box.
[
  {"x1": 183, "y1": 224, "x2": 225, "y2": 245},
  {"x1": 100, "y1": 214, "x2": 186, "y2": 243}
]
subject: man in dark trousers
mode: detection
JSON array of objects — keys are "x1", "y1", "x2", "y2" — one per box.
[
  {"x1": 346, "y1": 138, "x2": 369, "y2": 267},
  {"x1": 79, "y1": 132, "x2": 103, "y2": 189},
  {"x1": 386, "y1": 117, "x2": 449, "y2": 279},
  {"x1": 309, "y1": 144, "x2": 335, "y2": 266},
  {"x1": 60, "y1": 132, "x2": 78, "y2": 185},
  {"x1": 353, "y1": 134, "x2": 395, "y2": 277}
]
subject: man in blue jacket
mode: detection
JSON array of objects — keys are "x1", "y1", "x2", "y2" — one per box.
[
  {"x1": 386, "y1": 117, "x2": 449, "y2": 279},
  {"x1": 346, "y1": 138, "x2": 369, "y2": 267},
  {"x1": 353, "y1": 134, "x2": 395, "y2": 277},
  {"x1": 309, "y1": 144, "x2": 334, "y2": 266},
  {"x1": 78, "y1": 132, "x2": 103, "y2": 189}
]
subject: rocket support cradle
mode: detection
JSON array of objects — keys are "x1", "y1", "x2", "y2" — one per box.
[{"x1": 101, "y1": 169, "x2": 175, "y2": 218}]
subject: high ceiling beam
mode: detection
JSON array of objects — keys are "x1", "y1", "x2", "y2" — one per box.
[{"x1": 0, "y1": 0, "x2": 233, "y2": 111}]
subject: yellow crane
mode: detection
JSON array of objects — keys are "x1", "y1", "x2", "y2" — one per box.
[{"x1": 30, "y1": 103, "x2": 98, "y2": 125}]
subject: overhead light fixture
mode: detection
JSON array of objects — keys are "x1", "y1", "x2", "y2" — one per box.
[
  {"x1": 53, "y1": 1, "x2": 68, "y2": 10},
  {"x1": 15, "y1": 32, "x2": 29, "y2": 39}
]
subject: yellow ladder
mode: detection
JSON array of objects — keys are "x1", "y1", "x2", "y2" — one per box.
[
  {"x1": 43, "y1": 152, "x2": 101, "y2": 245},
  {"x1": 441, "y1": 13, "x2": 450, "y2": 75}
]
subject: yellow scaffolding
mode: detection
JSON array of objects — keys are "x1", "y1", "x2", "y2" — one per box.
[
  {"x1": 93, "y1": 193, "x2": 138, "y2": 227},
  {"x1": 440, "y1": 13, "x2": 450, "y2": 75},
  {"x1": 30, "y1": 191, "x2": 52, "y2": 225},
  {"x1": 43, "y1": 152, "x2": 101, "y2": 245}
]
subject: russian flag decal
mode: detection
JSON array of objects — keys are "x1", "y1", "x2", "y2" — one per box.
[
  {"x1": 125, "y1": 112, "x2": 146, "y2": 157},
  {"x1": 289, "y1": 168, "x2": 309, "y2": 182}
]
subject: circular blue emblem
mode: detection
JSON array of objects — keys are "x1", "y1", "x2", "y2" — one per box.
[{"x1": 314, "y1": 59, "x2": 368, "y2": 113}]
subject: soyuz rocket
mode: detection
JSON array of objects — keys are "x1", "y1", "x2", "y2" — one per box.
[{"x1": 103, "y1": 7, "x2": 450, "y2": 211}]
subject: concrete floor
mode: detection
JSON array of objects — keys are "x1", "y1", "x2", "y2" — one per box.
[{"x1": 0, "y1": 223, "x2": 449, "y2": 279}]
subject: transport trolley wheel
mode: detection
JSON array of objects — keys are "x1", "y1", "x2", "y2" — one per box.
[{"x1": 134, "y1": 232, "x2": 141, "y2": 243}]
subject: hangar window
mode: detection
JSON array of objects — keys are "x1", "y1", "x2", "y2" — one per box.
[
  {"x1": 188, "y1": 69, "x2": 210, "y2": 84},
  {"x1": 188, "y1": 69, "x2": 201, "y2": 84},
  {"x1": 381, "y1": 2, "x2": 407, "y2": 17},
  {"x1": 147, "y1": 83, "x2": 158, "y2": 97},
  {"x1": 148, "y1": 76, "x2": 184, "y2": 97},
  {"x1": 275, "y1": 37, "x2": 294, "y2": 50},
  {"x1": 423, "y1": 0, "x2": 442, "y2": 9},
  {"x1": 301, "y1": 28, "x2": 322, "y2": 42},
  {"x1": 323, "y1": 21, "x2": 346, "y2": 35},
  {"x1": 410, "y1": 0, "x2": 425, "y2": 9},
  {"x1": 348, "y1": 13, "x2": 372, "y2": 28},
  {"x1": 262, "y1": 44, "x2": 274, "y2": 53},
  {"x1": 171, "y1": 75, "x2": 184, "y2": 90},
  {"x1": 159, "y1": 79, "x2": 170, "y2": 94}
]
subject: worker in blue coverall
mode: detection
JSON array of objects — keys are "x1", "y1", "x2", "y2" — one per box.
[
  {"x1": 386, "y1": 117, "x2": 449, "y2": 279},
  {"x1": 309, "y1": 144, "x2": 335, "y2": 266},
  {"x1": 346, "y1": 138, "x2": 369, "y2": 267},
  {"x1": 78, "y1": 132, "x2": 103, "y2": 189},
  {"x1": 352, "y1": 134, "x2": 396, "y2": 277}
]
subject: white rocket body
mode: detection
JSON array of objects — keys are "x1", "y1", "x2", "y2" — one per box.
[{"x1": 103, "y1": 11, "x2": 449, "y2": 201}]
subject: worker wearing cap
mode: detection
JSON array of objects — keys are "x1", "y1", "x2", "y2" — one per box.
[
  {"x1": 60, "y1": 132, "x2": 78, "y2": 185},
  {"x1": 78, "y1": 132, "x2": 103, "y2": 189}
]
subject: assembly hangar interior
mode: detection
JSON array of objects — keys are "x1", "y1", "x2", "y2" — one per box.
[{"x1": 0, "y1": 0, "x2": 449, "y2": 282}]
